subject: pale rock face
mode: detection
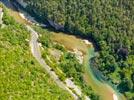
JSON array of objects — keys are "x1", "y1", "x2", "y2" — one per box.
[
  {"x1": 16, "y1": 0, "x2": 27, "y2": 8},
  {"x1": 69, "y1": 49, "x2": 83, "y2": 64},
  {"x1": 73, "y1": 49, "x2": 83, "y2": 64},
  {"x1": 83, "y1": 40, "x2": 92, "y2": 45},
  {"x1": 0, "y1": 7, "x2": 3, "y2": 25},
  {"x1": 113, "y1": 93, "x2": 118, "y2": 100},
  {"x1": 65, "y1": 78, "x2": 82, "y2": 96},
  {"x1": 65, "y1": 78, "x2": 91, "y2": 100},
  {"x1": 38, "y1": 43, "x2": 42, "y2": 47}
]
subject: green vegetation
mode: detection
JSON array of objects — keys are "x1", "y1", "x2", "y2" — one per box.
[
  {"x1": 33, "y1": 26, "x2": 99, "y2": 99},
  {"x1": 19, "y1": 0, "x2": 134, "y2": 99},
  {"x1": 0, "y1": 5, "x2": 73, "y2": 100}
]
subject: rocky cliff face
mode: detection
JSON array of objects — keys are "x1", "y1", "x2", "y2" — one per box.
[
  {"x1": 0, "y1": 7, "x2": 3, "y2": 25},
  {"x1": 16, "y1": 0, "x2": 27, "y2": 8}
]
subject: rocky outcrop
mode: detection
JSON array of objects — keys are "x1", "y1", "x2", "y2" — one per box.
[
  {"x1": 0, "y1": 7, "x2": 3, "y2": 25},
  {"x1": 16, "y1": 0, "x2": 27, "y2": 8}
]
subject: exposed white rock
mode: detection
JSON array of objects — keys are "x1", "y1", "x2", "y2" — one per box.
[
  {"x1": 0, "y1": 7, "x2": 3, "y2": 25},
  {"x1": 73, "y1": 49, "x2": 83, "y2": 64},
  {"x1": 65, "y1": 78, "x2": 91, "y2": 100},
  {"x1": 69, "y1": 49, "x2": 83, "y2": 64},
  {"x1": 65, "y1": 78, "x2": 82, "y2": 96},
  {"x1": 38, "y1": 43, "x2": 42, "y2": 47},
  {"x1": 19, "y1": 11, "x2": 36, "y2": 24},
  {"x1": 113, "y1": 93, "x2": 118, "y2": 100},
  {"x1": 83, "y1": 40, "x2": 92, "y2": 45}
]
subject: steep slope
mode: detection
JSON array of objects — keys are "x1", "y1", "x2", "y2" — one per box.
[{"x1": 0, "y1": 4, "x2": 73, "y2": 100}]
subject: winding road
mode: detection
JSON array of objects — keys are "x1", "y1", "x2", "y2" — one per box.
[
  {"x1": 0, "y1": 0, "x2": 80, "y2": 99},
  {"x1": 27, "y1": 25, "x2": 79, "y2": 100}
]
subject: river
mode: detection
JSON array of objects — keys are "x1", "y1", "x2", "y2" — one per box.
[
  {"x1": 84, "y1": 48, "x2": 126, "y2": 100},
  {"x1": 1, "y1": 0, "x2": 126, "y2": 100}
]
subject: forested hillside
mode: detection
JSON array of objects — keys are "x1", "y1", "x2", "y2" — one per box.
[
  {"x1": 0, "y1": 4, "x2": 73, "y2": 100},
  {"x1": 16, "y1": 0, "x2": 134, "y2": 99}
]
